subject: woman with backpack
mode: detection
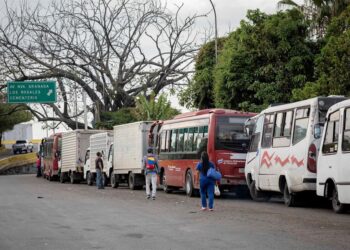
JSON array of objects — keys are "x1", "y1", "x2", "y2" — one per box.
[{"x1": 196, "y1": 151, "x2": 216, "y2": 211}]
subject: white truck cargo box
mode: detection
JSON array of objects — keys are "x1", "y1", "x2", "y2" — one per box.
[
  {"x1": 111, "y1": 121, "x2": 153, "y2": 189},
  {"x1": 60, "y1": 129, "x2": 102, "y2": 183},
  {"x1": 84, "y1": 131, "x2": 113, "y2": 185}
]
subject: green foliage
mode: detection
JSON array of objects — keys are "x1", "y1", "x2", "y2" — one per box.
[
  {"x1": 293, "y1": 6, "x2": 350, "y2": 99},
  {"x1": 135, "y1": 93, "x2": 179, "y2": 120},
  {"x1": 214, "y1": 9, "x2": 315, "y2": 111},
  {"x1": 179, "y1": 38, "x2": 226, "y2": 109},
  {"x1": 96, "y1": 108, "x2": 138, "y2": 129}
]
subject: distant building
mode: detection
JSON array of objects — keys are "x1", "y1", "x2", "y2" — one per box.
[{"x1": 2, "y1": 121, "x2": 69, "y2": 149}]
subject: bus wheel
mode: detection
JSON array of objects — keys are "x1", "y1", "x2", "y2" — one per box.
[
  {"x1": 283, "y1": 184, "x2": 296, "y2": 207},
  {"x1": 162, "y1": 173, "x2": 172, "y2": 193},
  {"x1": 70, "y1": 172, "x2": 75, "y2": 184},
  {"x1": 128, "y1": 173, "x2": 136, "y2": 190},
  {"x1": 249, "y1": 180, "x2": 269, "y2": 201},
  {"x1": 87, "y1": 172, "x2": 93, "y2": 186},
  {"x1": 59, "y1": 172, "x2": 65, "y2": 183},
  {"x1": 111, "y1": 172, "x2": 119, "y2": 188},
  {"x1": 332, "y1": 188, "x2": 346, "y2": 214},
  {"x1": 185, "y1": 170, "x2": 195, "y2": 197}
]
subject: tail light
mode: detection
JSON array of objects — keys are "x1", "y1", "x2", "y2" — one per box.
[{"x1": 307, "y1": 143, "x2": 317, "y2": 173}]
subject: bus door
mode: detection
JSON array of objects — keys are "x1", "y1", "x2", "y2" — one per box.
[
  {"x1": 338, "y1": 108, "x2": 350, "y2": 202},
  {"x1": 322, "y1": 110, "x2": 341, "y2": 193},
  {"x1": 245, "y1": 115, "x2": 264, "y2": 186}
]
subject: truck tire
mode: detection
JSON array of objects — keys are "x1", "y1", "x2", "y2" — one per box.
[
  {"x1": 70, "y1": 172, "x2": 75, "y2": 184},
  {"x1": 185, "y1": 170, "x2": 195, "y2": 197},
  {"x1": 59, "y1": 172, "x2": 65, "y2": 183},
  {"x1": 128, "y1": 173, "x2": 135, "y2": 190},
  {"x1": 332, "y1": 187, "x2": 347, "y2": 214},
  {"x1": 87, "y1": 172, "x2": 93, "y2": 186},
  {"x1": 111, "y1": 173, "x2": 119, "y2": 188}
]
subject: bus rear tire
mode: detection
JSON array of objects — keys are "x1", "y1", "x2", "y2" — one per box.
[
  {"x1": 185, "y1": 170, "x2": 196, "y2": 197},
  {"x1": 283, "y1": 184, "x2": 296, "y2": 207},
  {"x1": 332, "y1": 188, "x2": 346, "y2": 214}
]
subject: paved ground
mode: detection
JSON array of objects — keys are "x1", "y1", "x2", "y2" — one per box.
[{"x1": 0, "y1": 175, "x2": 350, "y2": 250}]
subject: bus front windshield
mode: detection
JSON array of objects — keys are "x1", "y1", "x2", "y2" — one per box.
[{"x1": 215, "y1": 116, "x2": 250, "y2": 153}]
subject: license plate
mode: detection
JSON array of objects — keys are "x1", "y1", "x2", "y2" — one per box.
[{"x1": 239, "y1": 168, "x2": 245, "y2": 173}]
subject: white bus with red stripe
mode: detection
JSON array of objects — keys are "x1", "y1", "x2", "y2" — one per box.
[{"x1": 245, "y1": 96, "x2": 346, "y2": 206}]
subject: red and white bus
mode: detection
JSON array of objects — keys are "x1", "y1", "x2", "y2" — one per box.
[
  {"x1": 150, "y1": 109, "x2": 256, "y2": 196},
  {"x1": 41, "y1": 133, "x2": 62, "y2": 181}
]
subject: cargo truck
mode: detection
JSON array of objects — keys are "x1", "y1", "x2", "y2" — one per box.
[
  {"x1": 84, "y1": 131, "x2": 113, "y2": 186},
  {"x1": 110, "y1": 121, "x2": 153, "y2": 189},
  {"x1": 60, "y1": 130, "x2": 101, "y2": 184}
]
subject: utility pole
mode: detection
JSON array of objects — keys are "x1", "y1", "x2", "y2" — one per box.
[
  {"x1": 74, "y1": 83, "x2": 78, "y2": 130},
  {"x1": 209, "y1": 0, "x2": 218, "y2": 64}
]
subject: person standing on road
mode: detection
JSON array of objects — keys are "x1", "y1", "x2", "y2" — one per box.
[
  {"x1": 143, "y1": 147, "x2": 159, "y2": 200},
  {"x1": 36, "y1": 153, "x2": 42, "y2": 177},
  {"x1": 95, "y1": 152, "x2": 104, "y2": 189},
  {"x1": 196, "y1": 151, "x2": 216, "y2": 211}
]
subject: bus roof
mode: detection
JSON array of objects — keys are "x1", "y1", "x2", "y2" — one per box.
[
  {"x1": 260, "y1": 96, "x2": 347, "y2": 114},
  {"x1": 173, "y1": 109, "x2": 256, "y2": 120}
]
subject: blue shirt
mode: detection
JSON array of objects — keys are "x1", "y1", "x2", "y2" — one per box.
[{"x1": 196, "y1": 161, "x2": 215, "y2": 180}]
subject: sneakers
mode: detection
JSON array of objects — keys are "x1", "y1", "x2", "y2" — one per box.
[
  {"x1": 201, "y1": 207, "x2": 207, "y2": 211},
  {"x1": 146, "y1": 195, "x2": 151, "y2": 199},
  {"x1": 152, "y1": 196, "x2": 156, "y2": 200},
  {"x1": 209, "y1": 208, "x2": 214, "y2": 211}
]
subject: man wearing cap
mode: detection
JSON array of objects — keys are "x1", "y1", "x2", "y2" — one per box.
[{"x1": 143, "y1": 147, "x2": 159, "y2": 200}]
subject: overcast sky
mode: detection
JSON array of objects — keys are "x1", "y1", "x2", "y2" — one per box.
[{"x1": 0, "y1": 0, "x2": 303, "y2": 112}]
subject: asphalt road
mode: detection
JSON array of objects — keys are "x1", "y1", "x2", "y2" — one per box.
[{"x1": 0, "y1": 175, "x2": 350, "y2": 250}]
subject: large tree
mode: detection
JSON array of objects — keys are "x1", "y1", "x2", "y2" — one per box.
[
  {"x1": 213, "y1": 9, "x2": 315, "y2": 111},
  {"x1": 179, "y1": 38, "x2": 226, "y2": 109},
  {"x1": 0, "y1": 0, "x2": 201, "y2": 129},
  {"x1": 293, "y1": 6, "x2": 350, "y2": 99}
]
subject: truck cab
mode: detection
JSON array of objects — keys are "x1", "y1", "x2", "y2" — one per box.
[{"x1": 83, "y1": 147, "x2": 91, "y2": 185}]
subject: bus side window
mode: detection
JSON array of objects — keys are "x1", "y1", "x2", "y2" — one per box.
[
  {"x1": 262, "y1": 114, "x2": 274, "y2": 148},
  {"x1": 342, "y1": 108, "x2": 350, "y2": 152},
  {"x1": 322, "y1": 110, "x2": 340, "y2": 154},
  {"x1": 177, "y1": 129, "x2": 185, "y2": 152},
  {"x1": 184, "y1": 128, "x2": 194, "y2": 152},
  {"x1": 293, "y1": 107, "x2": 310, "y2": 144},
  {"x1": 170, "y1": 129, "x2": 178, "y2": 152},
  {"x1": 160, "y1": 131, "x2": 168, "y2": 153},
  {"x1": 196, "y1": 126, "x2": 208, "y2": 156},
  {"x1": 273, "y1": 111, "x2": 293, "y2": 147}
]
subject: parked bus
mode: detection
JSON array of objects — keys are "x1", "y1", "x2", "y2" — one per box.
[
  {"x1": 245, "y1": 96, "x2": 346, "y2": 206},
  {"x1": 42, "y1": 133, "x2": 62, "y2": 181},
  {"x1": 317, "y1": 99, "x2": 350, "y2": 213},
  {"x1": 151, "y1": 109, "x2": 256, "y2": 197}
]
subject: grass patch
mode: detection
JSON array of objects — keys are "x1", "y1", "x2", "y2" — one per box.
[{"x1": 0, "y1": 153, "x2": 36, "y2": 171}]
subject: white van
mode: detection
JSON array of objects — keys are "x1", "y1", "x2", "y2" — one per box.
[
  {"x1": 317, "y1": 99, "x2": 350, "y2": 213},
  {"x1": 245, "y1": 96, "x2": 346, "y2": 206}
]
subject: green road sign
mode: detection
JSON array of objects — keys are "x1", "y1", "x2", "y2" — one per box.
[{"x1": 7, "y1": 81, "x2": 57, "y2": 103}]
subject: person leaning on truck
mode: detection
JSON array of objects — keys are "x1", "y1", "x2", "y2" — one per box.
[
  {"x1": 95, "y1": 152, "x2": 104, "y2": 189},
  {"x1": 143, "y1": 147, "x2": 159, "y2": 200}
]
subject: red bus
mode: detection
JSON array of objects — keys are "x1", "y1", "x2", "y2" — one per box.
[
  {"x1": 41, "y1": 133, "x2": 62, "y2": 181},
  {"x1": 150, "y1": 109, "x2": 256, "y2": 196}
]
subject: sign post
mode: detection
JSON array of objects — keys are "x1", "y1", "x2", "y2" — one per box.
[{"x1": 7, "y1": 81, "x2": 56, "y2": 103}]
